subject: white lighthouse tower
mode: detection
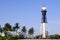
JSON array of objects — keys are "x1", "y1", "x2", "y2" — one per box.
[{"x1": 41, "y1": 5, "x2": 47, "y2": 38}]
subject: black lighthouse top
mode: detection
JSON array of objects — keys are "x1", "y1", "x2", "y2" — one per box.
[
  {"x1": 41, "y1": 5, "x2": 47, "y2": 23},
  {"x1": 41, "y1": 5, "x2": 47, "y2": 15}
]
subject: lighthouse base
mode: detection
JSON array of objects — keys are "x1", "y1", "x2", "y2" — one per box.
[{"x1": 42, "y1": 23, "x2": 46, "y2": 38}]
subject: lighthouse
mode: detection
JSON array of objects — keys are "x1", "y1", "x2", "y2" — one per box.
[{"x1": 41, "y1": 5, "x2": 47, "y2": 38}]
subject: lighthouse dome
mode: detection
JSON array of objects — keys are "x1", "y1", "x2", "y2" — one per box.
[{"x1": 42, "y1": 6, "x2": 47, "y2": 10}]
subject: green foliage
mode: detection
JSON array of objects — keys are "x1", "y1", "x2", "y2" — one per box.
[
  {"x1": 35, "y1": 35, "x2": 42, "y2": 39},
  {"x1": 0, "y1": 36, "x2": 16, "y2": 40},
  {"x1": 1, "y1": 23, "x2": 60, "y2": 39},
  {"x1": 3, "y1": 23, "x2": 12, "y2": 36},
  {"x1": 3, "y1": 23, "x2": 12, "y2": 31},
  {"x1": 28, "y1": 27, "x2": 34, "y2": 38},
  {"x1": 6, "y1": 36, "x2": 16, "y2": 40},
  {"x1": 14, "y1": 35, "x2": 20, "y2": 39},
  {"x1": 49, "y1": 34, "x2": 60, "y2": 39},
  {"x1": 0, "y1": 37, "x2": 6, "y2": 40},
  {"x1": 35, "y1": 35, "x2": 40, "y2": 39},
  {"x1": 21, "y1": 26, "x2": 26, "y2": 33},
  {"x1": 14, "y1": 35, "x2": 25, "y2": 39},
  {"x1": 28, "y1": 27, "x2": 34, "y2": 35},
  {"x1": 13, "y1": 23, "x2": 19, "y2": 31}
]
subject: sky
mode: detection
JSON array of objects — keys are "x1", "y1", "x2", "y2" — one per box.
[{"x1": 0, "y1": 0, "x2": 60, "y2": 35}]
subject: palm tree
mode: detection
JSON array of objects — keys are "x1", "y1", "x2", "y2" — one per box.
[
  {"x1": 3, "y1": 23, "x2": 12, "y2": 31},
  {"x1": 13, "y1": 23, "x2": 20, "y2": 31},
  {"x1": 13, "y1": 23, "x2": 20, "y2": 32},
  {"x1": 28, "y1": 27, "x2": 34, "y2": 38},
  {"x1": 21, "y1": 26, "x2": 26, "y2": 38},
  {"x1": 3, "y1": 23, "x2": 12, "y2": 36},
  {"x1": 21, "y1": 26, "x2": 26, "y2": 33}
]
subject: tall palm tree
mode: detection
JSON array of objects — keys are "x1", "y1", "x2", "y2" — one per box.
[
  {"x1": 13, "y1": 23, "x2": 19, "y2": 32},
  {"x1": 28, "y1": 27, "x2": 34, "y2": 38},
  {"x1": 3, "y1": 23, "x2": 12, "y2": 31},
  {"x1": 21, "y1": 26, "x2": 26, "y2": 38},
  {"x1": 21, "y1": 26, "x2": 26, "y2": 33},
  {"x1": 3, "y1": 23, "x2": 12, "y2": 36},
  {"x1": 13, "y1": 23, "x2": 20, "y2": 36}
]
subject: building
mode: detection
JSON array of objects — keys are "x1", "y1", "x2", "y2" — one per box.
[{"x1": 41, "y1": 5, "x2": 47, "y2": 38}]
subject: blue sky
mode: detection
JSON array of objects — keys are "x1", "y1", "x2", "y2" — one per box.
[{"x1": 0, "y1": 0, "x2": 60, "y2": 35}]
